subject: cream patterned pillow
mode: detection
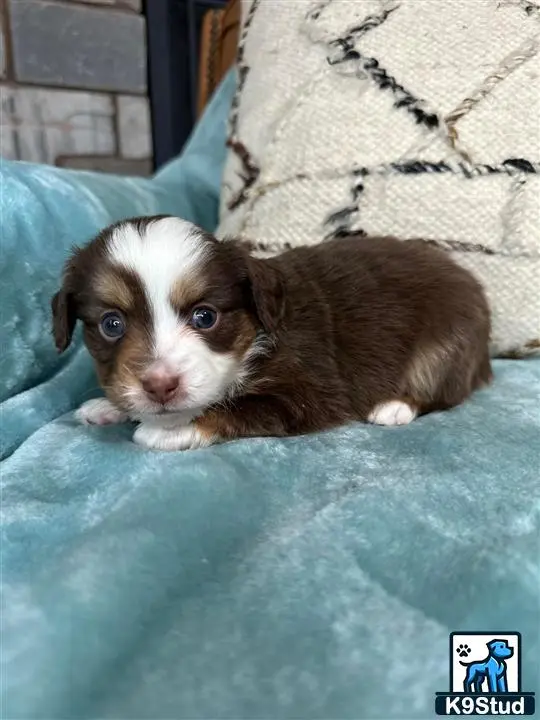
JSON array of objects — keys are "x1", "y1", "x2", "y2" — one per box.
[{"x1": 217, "y1": 0, "x2": 540, "y2": 357}]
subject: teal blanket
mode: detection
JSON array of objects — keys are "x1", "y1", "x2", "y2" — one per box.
[{"x1": 2, "y1": 72, "x2": 539, "y2": 718}]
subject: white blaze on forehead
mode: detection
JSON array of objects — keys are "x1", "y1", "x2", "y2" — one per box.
[{"x1": 107, "y1": 217, "x2": 208, "y2": 357}]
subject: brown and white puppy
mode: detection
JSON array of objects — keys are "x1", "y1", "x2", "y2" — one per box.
[{"x1": 51, "y1": 215, "x2": 492, "y2": 451}]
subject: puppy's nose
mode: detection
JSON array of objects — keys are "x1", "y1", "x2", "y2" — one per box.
[{"x1": 142, "y1": 371, "x2": 181, "y2": 404}]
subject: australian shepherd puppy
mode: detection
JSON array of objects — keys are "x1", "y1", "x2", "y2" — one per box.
[{"x1": 52, "y1": 216, "x2": 491, "y2": 451}]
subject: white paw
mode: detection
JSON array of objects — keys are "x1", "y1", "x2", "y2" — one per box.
[
  {"x1": 368, "y1": 400, "x2": 417, "y2": 426},
  {"x1": 133, "y1": 423, "x2": 214, "y2": 452},
  {"x1": 75, "y1": 398, "x2": 128, "y2": 426}
]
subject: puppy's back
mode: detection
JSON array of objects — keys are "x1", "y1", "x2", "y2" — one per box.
[
  {"x1": 271, "y1": 235, "x2": 490, "y2": 338},
  {"x1": 269, "y1": 235, "x2": 491, "y2": 417}
]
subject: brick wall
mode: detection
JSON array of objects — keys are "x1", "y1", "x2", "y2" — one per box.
[{"x1": 0, "y1": 0, "x2": 153, "y2": 175}]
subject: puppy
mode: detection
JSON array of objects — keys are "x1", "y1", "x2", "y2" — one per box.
[{"x1": 51, "y1": 216, "x2": 492, "y2": 451}]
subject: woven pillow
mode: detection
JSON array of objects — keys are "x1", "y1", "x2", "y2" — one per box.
[{"x1": 217, "y1": 0, "x2": 540, "y2": 357}]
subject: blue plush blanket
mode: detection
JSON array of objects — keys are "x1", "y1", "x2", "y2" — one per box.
[{"x1": 2, "y1": 72, "x2": 539, "y2": 718}]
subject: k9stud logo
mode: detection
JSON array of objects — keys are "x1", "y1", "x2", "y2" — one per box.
[{"x1": 435, "y1": 632, "x2": 535, "y2": 715}]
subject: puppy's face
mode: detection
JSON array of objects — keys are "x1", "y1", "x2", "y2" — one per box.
[{"x1": 52, "y1": 217, "x2": 283, "y2": 418}]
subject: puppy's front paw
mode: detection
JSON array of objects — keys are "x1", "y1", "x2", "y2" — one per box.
[
  {"x1": 133, "y1": 423, "x2": 215, "y2": 452},
  {"x1": 75, "y1": 398, "x2": 128, "y2": 426},
  {"x1": 368, "y1": 400, "x2": 417, "y2": 426}
]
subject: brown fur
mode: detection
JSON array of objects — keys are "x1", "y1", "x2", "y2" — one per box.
[
  {"x1": 231, "y1": 313, "x2": 259, "y2": 358},
  {"x1": 52, "y1": 221, "x2": 492, "y2": 440},
  {"x1": 194, "y1": 236, "x2": 492, "y2": 439}
]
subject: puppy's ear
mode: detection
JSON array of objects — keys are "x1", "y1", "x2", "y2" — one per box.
[
  {"x1": 245, "y1": 255, "x2": 285, "y2": 334},
  {"x1": 51, "y1": 260, "x2": 78, "y2": 353},
  {"x1": 219, "y1": 238, "x2": 286, "y2": 333},
  {"x1": 51, "y1": 289, "x2": 77, "y2": 353}
]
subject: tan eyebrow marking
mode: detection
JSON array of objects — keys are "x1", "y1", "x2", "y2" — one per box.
[
  {"x1": 95, "y1": 270, "x2": 134, "y2": 311},
  {"x1": 169, "y1": 273, "x2": 207, "y2": 311}
]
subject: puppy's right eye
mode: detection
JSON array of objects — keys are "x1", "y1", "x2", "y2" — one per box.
[{"x1": 99, "y1": 311, "x2": 126, "y2": 340}]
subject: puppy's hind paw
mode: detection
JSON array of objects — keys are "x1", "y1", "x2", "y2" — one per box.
[
  {"x1": 75, "y1": 398, "x2": 128, "y2": 426},
  {"x1": 368, "y1": 400, "x2": 417, "y2": 426},
  {"x1": 133, "y1": 423, "x2": 215, "y2": 452}
]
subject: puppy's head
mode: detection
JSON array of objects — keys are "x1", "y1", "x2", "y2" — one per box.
[{"x1": 52, "y1": 216, "x2": 283, "y2": 417}]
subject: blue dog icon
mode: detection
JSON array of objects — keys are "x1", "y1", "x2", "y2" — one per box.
[{"x1": 460, "y1": 639, "x2": 514, "y2": 693}]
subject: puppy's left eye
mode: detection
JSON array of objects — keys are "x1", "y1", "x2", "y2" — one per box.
[{"x1": 190, "y1": 306, "x2": 218, "y2": 330}]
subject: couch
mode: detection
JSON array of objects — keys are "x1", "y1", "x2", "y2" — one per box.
[{"x1": 1, "y1": 7, "x2": 538, "y2": 720}]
